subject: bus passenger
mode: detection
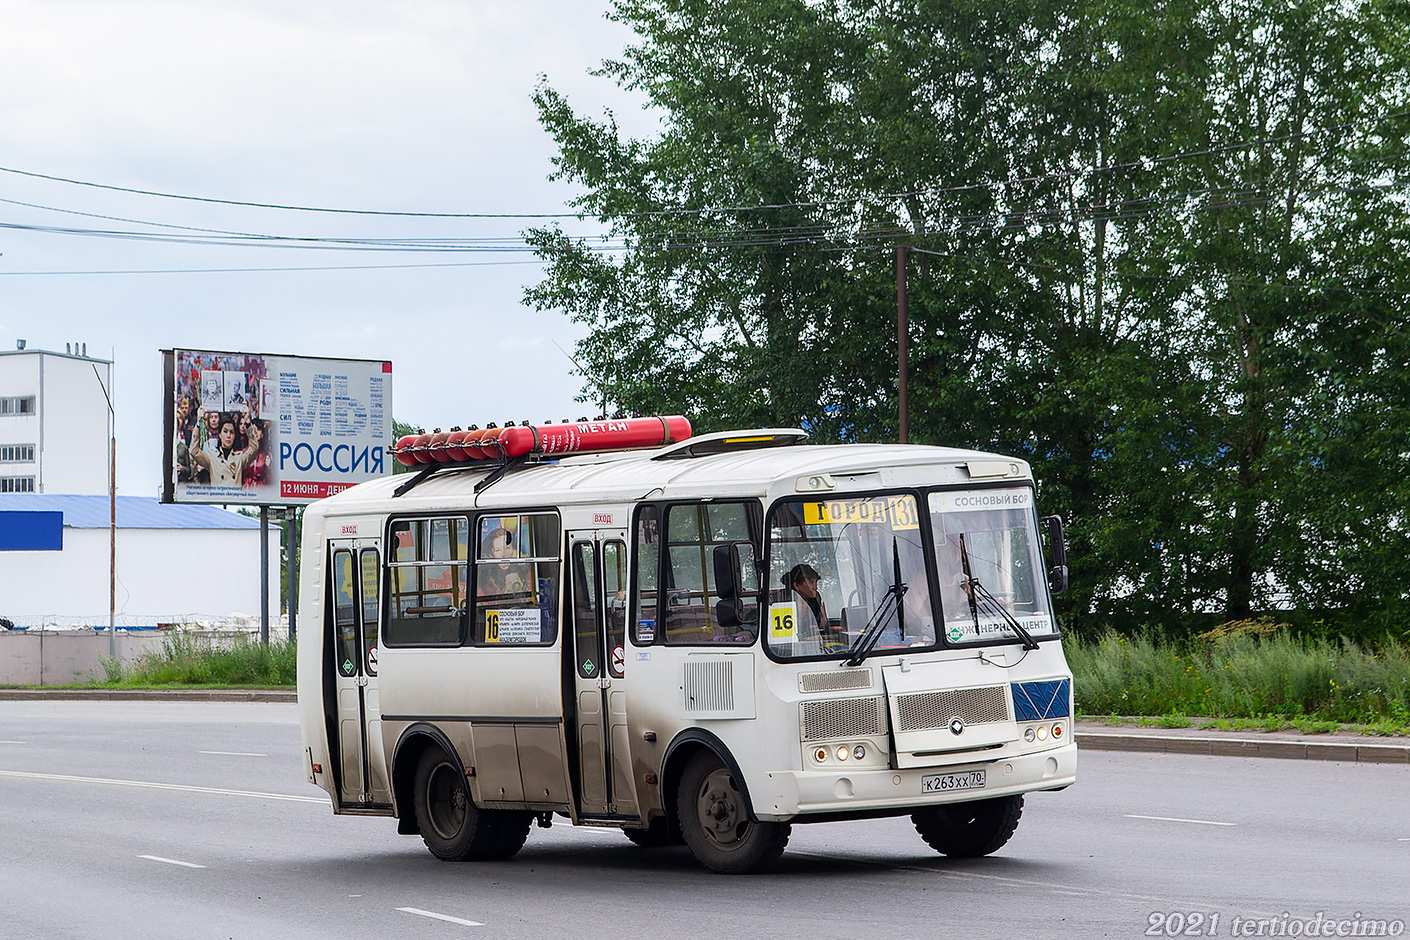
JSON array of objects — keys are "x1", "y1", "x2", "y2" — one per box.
[
  {"x1": 786, "y1": 564, "x2": 845, "y2": 653},
  {"x1": 479, "y1": 527, "x2": 528, "y2": 601}
]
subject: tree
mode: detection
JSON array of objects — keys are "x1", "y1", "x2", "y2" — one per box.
[{"x1": 528, "y1": 0, "x2": 1410, "y2": 635}]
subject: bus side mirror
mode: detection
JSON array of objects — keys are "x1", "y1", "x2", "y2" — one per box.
[
  {"x1": 713, "y1": 543, "x2": 744, "y2": 627},
  {"x1": 1042, "y1": 514, "x2": 1069, "y2": 595}
]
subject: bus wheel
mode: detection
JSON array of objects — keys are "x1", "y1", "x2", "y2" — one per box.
[
  {"x1": 489, "y1": 812, "x2": 532, "y2": 860},
  {"x1": 412, "y1": 747, "x2": 503, "y2": 861},
  {"x1": 676, "y1": 752, "x2": 790, "y2": 874},
  {"x1": 912, "y1": 794, "x2": 1024, "y2": 858}
]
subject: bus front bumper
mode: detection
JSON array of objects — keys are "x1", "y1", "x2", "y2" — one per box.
[{"x1": 752, "y1": 741, "x2": 1077, "y2": 822}]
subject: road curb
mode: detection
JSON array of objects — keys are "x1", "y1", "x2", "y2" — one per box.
[
  {"x1": 0, "y1": 689, "x2": 297, "y2": 703},
  {"x1": 1076, "y1": 729, "x2": 1410, "y2": 764}
]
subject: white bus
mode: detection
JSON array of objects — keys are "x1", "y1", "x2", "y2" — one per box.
[{"x1": 296, "y1": 424, "x2": 1076, "y2": 873}]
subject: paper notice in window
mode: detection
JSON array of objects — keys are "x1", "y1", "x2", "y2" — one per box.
[{"x1": 486, "y1": 608, "x2": 541, "y2": 643}]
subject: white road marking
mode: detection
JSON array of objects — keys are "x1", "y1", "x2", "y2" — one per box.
[
  {"x1": 199, "y1": 750, "x2": 267, "y2": 757},
  {"x1": 0, "y1": 769, "x2": 325, "y2": 803},
  {"x1": 0, "y1": 741, "x2": 26, "y2": 745},
  {"x1": 138, "y1": 855, "x2": 206, "y2": 869},
  {"x1": 397, "y1": 907, "x2": 483, "y2": 927},
  {"x1": 1125, "y1": 813, "x2": 1235, "y2": 827},
  {"x1": 1399, "y1": 838, "x2": 1410, "y2": 841}
]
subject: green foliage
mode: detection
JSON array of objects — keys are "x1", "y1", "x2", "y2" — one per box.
[
  {"x1": 529, "y1": 0, "x2": 1410, "y2": 636},
  {"x1": 1068, "y1": 628, "x2": 1410, "y2": 727},
  {"x1": 99, "y1": 633, "x2": 295, "y2": 688}
]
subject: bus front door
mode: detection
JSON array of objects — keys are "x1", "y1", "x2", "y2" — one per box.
[
  {"x1": 568, "y1": 532, "x2": 638, "y2": 818},
  {"x1": 328, "y1": 539, "x2": 390, "y2": 807}
]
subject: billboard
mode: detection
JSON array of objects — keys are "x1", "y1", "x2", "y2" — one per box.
[{"x1": 162, "y1": 349, "x2": 392, "y2": 506}]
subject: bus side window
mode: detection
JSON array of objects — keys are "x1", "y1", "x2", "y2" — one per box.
[
  {"x1": 333, "y1": 550, "x2": 358, "y2": 675},
  {"x1": 633, "y1": 506, "x2": 660, "y2": 644},
  {"x1": 663, "y1": 501, "x2": 760, "y2": 645},
  {"x1": 384, "y1": 516, "x2": 469, "y2": 647},
  {"x1": 473, "y1": 512, "x2": 561, "y2": 645}
]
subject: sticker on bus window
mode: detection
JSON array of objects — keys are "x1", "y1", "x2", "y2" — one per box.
[
  {"x1": 485, "y1": 608, "x2": 541, "y2": 643},
  {"x1": 802, "y1": 496, "x2": 920, "y2": 530},
  {"x1": 637, "y1": 618, "x2": 656, "y2": 641},
  {"x1": 769, "y1": 602, "x2": 798, "y2": 643}
]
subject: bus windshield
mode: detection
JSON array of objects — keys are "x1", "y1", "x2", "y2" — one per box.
[
  {"x1": 766, "y1": 493, "x2": 936, "y2": 660},
  {"x1": 929, "y1": 488, "x2": 1056, "y2": 645}
]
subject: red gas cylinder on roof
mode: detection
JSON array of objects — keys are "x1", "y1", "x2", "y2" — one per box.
[
  {"x1": 426, "y1": 429, "x2": 454, "y2": 463},
  {"x1": 392, "y1": 434, "x2": 421, "y2": 467},
  {"x1": 443, "y1": 427, "x2": 473, "y2": 462},
  {"x1": 409, "y1": 433, "x2": 438, "y2": 465}
]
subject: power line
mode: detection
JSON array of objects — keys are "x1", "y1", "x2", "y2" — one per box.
[
  {"x1": 0, "y1": 259, "x2": 546, "y2": 276},
  {"x1": 2, "y1": 108, "x2": 1406, "y2": 222}
]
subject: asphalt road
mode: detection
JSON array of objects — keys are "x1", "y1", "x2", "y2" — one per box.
[{"x1": 0, "y1": 701, "x2": 1406, "y2": 940}]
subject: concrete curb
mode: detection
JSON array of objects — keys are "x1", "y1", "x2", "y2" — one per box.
[
  {"x1": 1076, "y1": 728, "x2": 1410, "y2": 764},
  {"x1": 0, "y1": 689, "x2": 296, "y2": 703}
]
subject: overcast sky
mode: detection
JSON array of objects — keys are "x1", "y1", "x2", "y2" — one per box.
[{"x1": 0, "y1": 0, "x2": 657, "y2": 496}]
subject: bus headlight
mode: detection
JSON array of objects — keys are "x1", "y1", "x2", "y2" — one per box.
[
  {"x1": 835, "y1": 746, "x2": 850, "y2": 761},
  {"x1": 814, "y1": 747, "x2": 829, "y2": 763},
  {"x1": 1024, "y1": 727, "x2": 1036, "y2": 743},
  {"x1": 1051, "y1": 722, "x2": 1064, "y2": 740},
  {"x1": 853, "y1": 745, "x2": 866, "y2": 761}
]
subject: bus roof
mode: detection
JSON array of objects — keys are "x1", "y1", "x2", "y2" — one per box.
[{"x1": 313, "y1": 432, "x2": 1034, "y2": 518}]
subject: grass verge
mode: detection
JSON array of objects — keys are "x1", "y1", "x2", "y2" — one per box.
[
  {"x1": 1067, "y1": 620, "x2": 1410, "y2": 735},
  {"x1": 96, "y1": 632, "x2": 295, "y2": 688}
]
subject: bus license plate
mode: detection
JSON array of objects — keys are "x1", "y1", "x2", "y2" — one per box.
[{"x1": 921, "y1": 770, "x2": 986, "y2": 794}]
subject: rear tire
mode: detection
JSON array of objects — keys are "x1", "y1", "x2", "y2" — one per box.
[
  {"x1": 412, "y1": 747, "x2": 506, "y2": 861},
  {"x1": 676, "y1": 752, "x2": 790, "y2": 874},
  {"x1": 912, "y1": 794, "x2": 1024, "y2": 857}
]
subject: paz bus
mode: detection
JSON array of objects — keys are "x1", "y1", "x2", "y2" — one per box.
[{"x1": 296, "y1": 418, "x2": 1076, "y2": 874}]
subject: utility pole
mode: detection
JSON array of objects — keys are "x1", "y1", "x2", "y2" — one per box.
[
  {"x1": 93, "y1": 363, "x2": 117, "y2": 659},
  {"x1": 897, "y1": 244, "x2": 909, "y2": 444}
]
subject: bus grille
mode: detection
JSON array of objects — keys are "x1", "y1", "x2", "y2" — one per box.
[
  {"x1": 894, "y1": 686, "x2": 1009, "y2": 732},
  {"x1": 798, "y1": 668, "x2": 873, "y2": 693},
  {"x1": 683, "y1": 659, "x2": 735, "y2": 712},
  {"x1": 801, "y1": 696, "x2": 886, "y2": 741}
]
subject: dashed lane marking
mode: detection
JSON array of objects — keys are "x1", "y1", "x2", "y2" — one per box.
[
  {"x1": 138, "y1": 855, "x2": 206, "y2": 869},
  {"x1": 198, "y1": 751, "x2": 268, "y2": 757},
  {"x1": 1125, "y1": 814, "x2": 1236, "y2": 826},
  {"x1": 397, "y1": 908, "x2": 483, "y2": 927},
  {"x1": 0, "y1": 769, "x2": 325, "y2": 803}
]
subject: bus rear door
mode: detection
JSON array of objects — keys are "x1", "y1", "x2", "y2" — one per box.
[
  {"x1": 567, "y1": 530, "x2": 638, "y2": 819},
  {"x1": 328, "y1": 538, "x2": 390, "y2": 807}
]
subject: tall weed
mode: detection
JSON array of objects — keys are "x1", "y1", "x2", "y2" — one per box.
[{"x1": 1067, "y1": 626, "x2": 1410, "y2": 725}]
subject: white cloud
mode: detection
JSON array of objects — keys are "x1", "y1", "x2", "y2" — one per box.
[{"x1": 0, "y1": 0, "x2": 655, "y2": 494}]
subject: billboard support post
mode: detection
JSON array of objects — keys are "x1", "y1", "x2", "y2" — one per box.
[
  {"x1": 260, "y1": 506, "x2": 270, "y2": 645},
  {"x1": 285, "y1": 508, "x2": 299, "y2": 640}
]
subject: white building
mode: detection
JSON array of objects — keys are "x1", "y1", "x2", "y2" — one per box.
[
  {"x1": 0, "y1": 494, "x2": 279, "y2": 629},
  {"x1": 0, "y1": 341, "x2": 112, "y2": 495}
]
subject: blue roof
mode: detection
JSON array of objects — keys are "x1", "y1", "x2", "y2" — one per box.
[{"x1": 0, "y1": 495, "x2": 261, "y2": 529}]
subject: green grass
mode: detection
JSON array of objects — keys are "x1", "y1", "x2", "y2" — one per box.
[
  {"x1": 1067, "y1": 623, "x2": 1410, "y2": 734},
  {"x1": 97, "y1": 632, "x2": 296, "y2": 687}
]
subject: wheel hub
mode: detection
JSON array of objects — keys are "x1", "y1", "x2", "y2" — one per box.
[{"x1": 697, "y1": 770, "x2": 746, "y2": 846}]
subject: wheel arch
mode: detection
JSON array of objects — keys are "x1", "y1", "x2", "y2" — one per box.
[
  {"x1": 390, "y1": 722, "x2": 465, "y2": 836},
  {"x1": 661, "y1": 728, "x2": 757, "y2": 830}
]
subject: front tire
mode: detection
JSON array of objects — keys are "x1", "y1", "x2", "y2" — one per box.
[
  {"x1": 412, "y1": 747, "x2": 507, "y2": 861},
  {"x1": 912, "y1": 794, "x2": 1024, "y2": 857},
  {"x1": 676, "y1": 753, "x2": 790, "y2": 874}
]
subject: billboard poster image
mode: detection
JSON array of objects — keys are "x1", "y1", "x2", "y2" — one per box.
[{"x1": 163, "y1": 348, "x2": 392, "y2": 506}]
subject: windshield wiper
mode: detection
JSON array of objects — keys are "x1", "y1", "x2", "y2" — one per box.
[
  {"x1": 959, "y1": 533, "x2": 1039, "y2": 652},
  {"x1": 843, "y1": 538, "x2": 907, "y2": 667}
]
